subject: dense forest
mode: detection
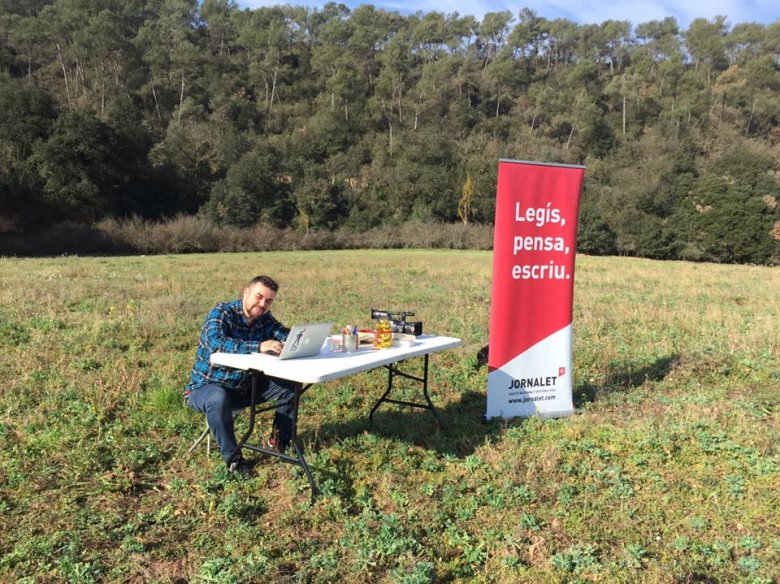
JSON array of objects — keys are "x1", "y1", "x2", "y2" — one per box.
[{"x1": 0, "y1": 0, "x2": 778, "y2": 263}]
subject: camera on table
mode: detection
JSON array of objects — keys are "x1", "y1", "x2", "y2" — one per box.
[{"x1": 370, "y1": 309, "x2": 423, "y2": 336}]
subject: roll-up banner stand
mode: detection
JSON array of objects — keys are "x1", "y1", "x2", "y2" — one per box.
[{"x1": 487, "y1": 159, "x2": 585, "y2": 420}]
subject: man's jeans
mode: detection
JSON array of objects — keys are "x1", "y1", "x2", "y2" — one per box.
[{"x1": 187, "y1": 375, "x2": 300, "y2": 464}]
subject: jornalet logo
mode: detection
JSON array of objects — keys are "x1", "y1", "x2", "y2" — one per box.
[{"x1": 507, "y1": 376, "x2": 558, "y2": 390}]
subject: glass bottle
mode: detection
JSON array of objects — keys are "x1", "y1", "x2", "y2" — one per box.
[{"x1": 373, "y1": 319, "x2": 393, "y2": 349}]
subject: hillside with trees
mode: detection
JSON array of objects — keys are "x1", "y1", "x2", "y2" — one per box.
[{"x1": 1, "y1": 0, "x2": 778, "y2": 263}]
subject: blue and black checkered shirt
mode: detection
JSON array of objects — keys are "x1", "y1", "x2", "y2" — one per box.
[{"x1": 185, "y1": 299, "x2": 289, "y2": 394}]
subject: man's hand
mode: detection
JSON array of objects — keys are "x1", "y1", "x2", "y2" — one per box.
[{"x1": 260, "y1": 339, "x2": 284, "y2": 355}]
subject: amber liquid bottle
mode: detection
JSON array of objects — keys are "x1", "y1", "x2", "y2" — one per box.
[{"x1": 373, "y1": 319, "x2": 393, "y2": 349}]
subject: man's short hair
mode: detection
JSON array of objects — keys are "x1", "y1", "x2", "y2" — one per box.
[{"x1": 247, "y1": 275, "x2": 279, "y2": 292}]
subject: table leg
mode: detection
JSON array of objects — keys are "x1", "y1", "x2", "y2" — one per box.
[
  {"x1": 240, "y1": 372, "x2": 319, "y2": 503},
  {"x1": 419, "y1": 353, "x2": 445, "y2": 427},
  {"x1": 369, "y1": 359, "x2": 395, "y2": 422},
  {"x1": 369, "y1": 354, "x2": 444, "y2": 427}
]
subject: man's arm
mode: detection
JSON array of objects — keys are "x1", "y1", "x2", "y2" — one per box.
[
  {"x1": 264, "y1": 314, "x2": 290, "y2": 343},
  {"x1": 252, "y1": 314, "x2": 289, "y2": 354}
]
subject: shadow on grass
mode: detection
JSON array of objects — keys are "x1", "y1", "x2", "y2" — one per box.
[
  {"x1": 303, "y1": 390, "x2": 509, "y2": 501},
  {"x1": 574, "y1": 353, "x2": 680, "y2": 407},
  {"x1": 312, "y1": 390, "x2": 506, "y2": 459},
  {"x1": 312, "y1": 354, "x2": 679, "y2": 458},
  {"x1": 236, "y1": 355, "x2": 681, "y2": 500}
]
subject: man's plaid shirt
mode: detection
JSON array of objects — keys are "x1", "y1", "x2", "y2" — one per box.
[{"x1": 185, "y1": 299, "x2": 289, "y2": 394}]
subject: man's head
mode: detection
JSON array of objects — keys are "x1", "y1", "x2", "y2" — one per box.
[{"x1": 242, "y1": 275, "x2": 279, "y2": 323}]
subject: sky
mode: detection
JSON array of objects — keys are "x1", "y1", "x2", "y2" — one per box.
[{"x1": 235, "y1": 0, "x2": 778, "y2": 29}]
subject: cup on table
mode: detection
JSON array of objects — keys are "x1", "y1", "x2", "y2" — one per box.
[{"x1": 342, "y1": 333, "x2": 359, "y2": 352}]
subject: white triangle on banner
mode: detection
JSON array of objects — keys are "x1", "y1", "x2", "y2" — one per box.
[{"x1": 486, "y1": 324, "x2": 574, "y2": 420}]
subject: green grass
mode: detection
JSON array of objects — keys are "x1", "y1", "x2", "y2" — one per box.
[{"x1": 0, "y1": 250, "x2": 778, "y2": 583}]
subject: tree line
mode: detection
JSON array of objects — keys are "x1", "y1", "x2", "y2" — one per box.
[{"x1": 0, "y1": 0, "x2": 778, "y2": 263}]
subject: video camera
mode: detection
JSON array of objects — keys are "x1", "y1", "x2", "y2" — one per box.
[{"x1": 370, "y1": 308, "x2": 423, "y2": 336}]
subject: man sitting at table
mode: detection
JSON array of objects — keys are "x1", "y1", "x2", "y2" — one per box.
[{"x1": 185, "y1": 275, "x2": 299, "y2": 476}]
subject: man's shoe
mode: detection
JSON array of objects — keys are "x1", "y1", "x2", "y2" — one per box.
[
  {"x1": 267, "y1": 431, "x2": 289, "y2": 454},
  {"x1": 227, "y1": 456, "x2": 251, "y2": 477}
]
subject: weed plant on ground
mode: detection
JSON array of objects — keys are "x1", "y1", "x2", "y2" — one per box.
[{"x1": 0, "y1": 250, "x2": 777, "y2": 583}]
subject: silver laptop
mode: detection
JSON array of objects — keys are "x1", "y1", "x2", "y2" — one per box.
[{"x1": 276, "y1": 322, "x2": 333, "y2": 360}]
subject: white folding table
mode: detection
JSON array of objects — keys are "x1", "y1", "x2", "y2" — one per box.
[{"x1": 210, "y1": 335, "x2": 462, "y2": 502}]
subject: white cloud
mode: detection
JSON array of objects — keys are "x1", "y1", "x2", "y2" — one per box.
[{"x1": 236, "y1": 0, "x2": 779, "y2": 28}]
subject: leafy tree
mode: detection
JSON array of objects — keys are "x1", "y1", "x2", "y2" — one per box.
[
  {"x1": 204, "y1": 143, "x2": 293, "y2": 227},
  {"x1": 31, "y1": 110, "x2": 147, "y2": 221},
  {"x1": 477, "y1": 11, "x2": 513, "y2": 70},
  {"x1": 508, "y1": 8, "x2": 547, "y2": 61},
  {"x1": 546, "y1": 18, "x2": 578, "y2": 69},
  {"x1": 685, "y1": 16, "x2": 729, "y2": 82},
  {"x1": 577, "y1": 190, "x2": 617, "y2": 255},
  {"x1": 595, "y1": 20, "x2": 632, "y2": 75},
  {"x1": 199, "y1": 0, "x2": 239, "y2": 59},
  {"x1": 692, "y1": 146, "x2": 779, "y2": 263},
  {"x1": 635, "y1": 17, "x2": 681, "y2": 75},
  {"x1": 148, "y1": 119, "x2": 226, "y2": 211},
  {"x1": 0, "y1": 80, "x2": 57, "y2": 161},
  {"x1": 373, "y1": 20, "x2": 414, "y2": 152},
  {"x1": 457, "y1": 173, "x2": 474, "y2": 225},
  {"x1": 726, "y1": 22, "x2": 765, "y2": 64},
  {"x1": 740, "y1": 55, "x2": 780, "y2": 135},
  {"x1": 0, "y1": 80, "x2": 59, "y2": 227},
  {"x1": 292, "y1": 173, "x2": 349, "y2": 231},
  {"x1": 245, "y1": 6, "x2": 308, "y2": 115},
  {"x1": 382, "y1": 129, "x2": 459, "y2": 222},
  {"x1": 134, "y1": 0, "x2": 200, "y2": 126}
]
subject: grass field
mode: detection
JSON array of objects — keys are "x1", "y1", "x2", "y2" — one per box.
[{"x1": 0, "y1": 250, "x2": 778, "y2": 583}]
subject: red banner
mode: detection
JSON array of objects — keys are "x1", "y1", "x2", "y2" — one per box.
[{"x1": 487, "y1": 159, "x2": 585, "y2": 419}]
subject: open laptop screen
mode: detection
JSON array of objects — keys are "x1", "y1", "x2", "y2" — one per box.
[{"x1": 276, "y1": 322, "x2": 333, "y2": 360}]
